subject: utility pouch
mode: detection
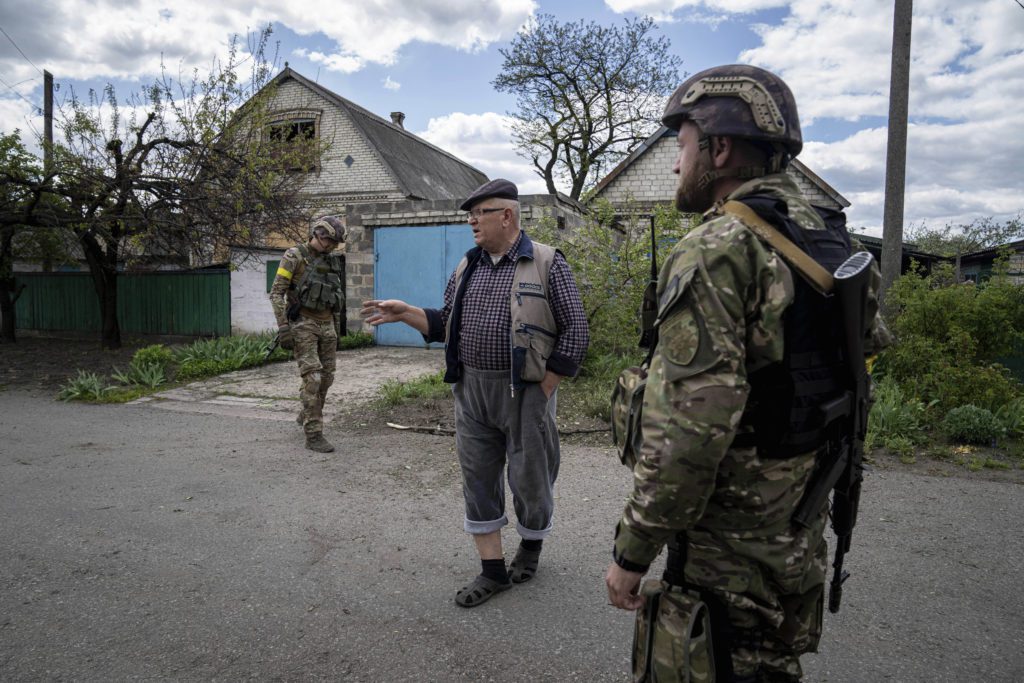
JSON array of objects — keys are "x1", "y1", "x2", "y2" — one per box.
[
  {"x1": 611, "y1": 365, "x2": 648, "y2": 469},
  {"x1": 632, "y1": 580, "x2": 715, "y2": 683}
]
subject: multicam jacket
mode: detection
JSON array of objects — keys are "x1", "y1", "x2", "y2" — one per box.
[{"x1": 614, "y1": 174, "x2": 891, "y2": 622}]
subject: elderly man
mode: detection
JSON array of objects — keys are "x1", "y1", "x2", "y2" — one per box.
[
  {"x1": 363, "y1": 179, "x2": 589, "y2": 607},
  {"x1": 269, "y1": 216, "x2": 346, "y2": 453},
  {"x1": 605, "y1": 65, "x2": 890, "y2": 681}
]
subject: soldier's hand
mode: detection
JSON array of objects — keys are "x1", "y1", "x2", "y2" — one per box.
[
  {"x1": 361, "y1": 299, "x2": 408, "y2": 325},
  {"x1": 606, "y1": 562, "x2": 645, "y2": 611},
  {"x1": 278, "y1": 324, "x2": 295, "y2": 351}
]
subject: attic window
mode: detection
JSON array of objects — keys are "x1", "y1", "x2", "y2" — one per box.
[{"x1": 266, "y1": 110, "x2": 322, "y2": 172}]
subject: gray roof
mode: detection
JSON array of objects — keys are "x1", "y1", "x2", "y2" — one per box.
[{"x1": 272, "y1": 68, "x2": 488, "y2": 201}]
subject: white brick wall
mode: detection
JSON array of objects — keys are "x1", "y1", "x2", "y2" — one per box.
[
  {"x1": 596, "y1": 136, "x2": 844, "y2": 210},
  {"x1": 268, "y1": 81, "x2": 404, "y2": 200}
]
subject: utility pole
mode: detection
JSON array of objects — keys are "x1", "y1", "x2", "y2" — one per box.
[
  {"x1": 880, "y1": 0, "x2": 913, "y2": 312},
  {"x1": 43, "y1": 70, "x2": 53, "y2": 173}
]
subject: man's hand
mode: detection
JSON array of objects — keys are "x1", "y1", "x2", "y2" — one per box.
[
  {"x1": 360, "y1": 299, "x2": 409, "y2": 325},
  {"x1": 278, "y1": 324, "x2": 294, "y2": 351},
  {"x1": 540, "y1": 370, "x2": 562, "y2": 398},
  {"x1": 606, "y1": 562, "x2": 645, "y2": 611}
]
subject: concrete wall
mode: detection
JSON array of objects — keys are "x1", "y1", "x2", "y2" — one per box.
[{"x1": 230, "y1": 250, "x2": 279, "y2": 335}]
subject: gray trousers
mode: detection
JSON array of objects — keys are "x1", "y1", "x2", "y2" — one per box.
[{"x1": 452, "y1": 367, "x2": 560, "y2": 539}]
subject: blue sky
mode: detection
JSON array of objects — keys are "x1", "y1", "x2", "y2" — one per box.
[{"x1": 1, "y1": 0, "x2": 1022, "y2": 236}]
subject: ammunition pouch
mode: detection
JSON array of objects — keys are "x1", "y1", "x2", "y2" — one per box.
[
  {"x1": 611, "y1": 364, "x2": 648, "y2": 469},
  {"x1": 295, "y1": 257, "x2": 343, "y2": 313},
  {"x1": 632, "y1": 579, "x2": 715, "y2": 683}
]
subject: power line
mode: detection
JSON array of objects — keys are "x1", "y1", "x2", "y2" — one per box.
[
  {"x1": 0, "y1": 73, "x2": 42, "y2": 114},
  {"x1": 0, "y1": 24, "x2": 43, "y2": 76}
]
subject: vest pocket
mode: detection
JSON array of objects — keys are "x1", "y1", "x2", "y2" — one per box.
[{"x1": 514, "y1": 323, "x2": 555, "y2": 382}]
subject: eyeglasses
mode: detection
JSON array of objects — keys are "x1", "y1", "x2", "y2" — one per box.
[{"x1": 466, "y1": 207, "x2": 506, "y2": 220}]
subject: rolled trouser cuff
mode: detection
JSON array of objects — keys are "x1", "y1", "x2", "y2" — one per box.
[
  {"x1": 464, "y1": 514, "x2": 507, "y2": 535},
  {"x1": 517, "y1": 520, "x2": 552, "y2": 540}
]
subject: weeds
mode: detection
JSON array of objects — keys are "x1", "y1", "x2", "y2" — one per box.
[
  {"x1": 375, "y1": 371, "x2": 449, "y2": 409},
  {"x1": 338, "y1": 330, "x2": 375, "y2": 350},
  {"x1": 112, "y1": 359, "x2": 166, "y2": 389},
  {"x1": 58, "y1": 371, "x2": 112, "y2": 401}
]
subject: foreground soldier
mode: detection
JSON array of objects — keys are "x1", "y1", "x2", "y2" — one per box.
[
  {"x1": 605, "y1": 65, "x2": 891, "y2": 681},
  {"x1": 363, "y1": 179, "x2": 589, "y2": 607},
  {"x1": 269, "y1": 216, "x2": 346, "y2": 453}
]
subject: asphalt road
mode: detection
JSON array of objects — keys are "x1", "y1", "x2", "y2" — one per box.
[{"x1": 1, "y1": 389, "x2": 1022, "y2": 682}]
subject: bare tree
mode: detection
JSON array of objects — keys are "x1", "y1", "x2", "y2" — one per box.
[
  {"x1": 493, "y1": 14, "x2": 682, "y2": 200},
  {"x1": 6, "y1": 27, "x2": 322, "y2": 348}
]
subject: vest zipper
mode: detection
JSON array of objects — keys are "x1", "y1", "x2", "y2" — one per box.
[{"x1": 515, "y1": 290, "x2": 546, "y2": 306}]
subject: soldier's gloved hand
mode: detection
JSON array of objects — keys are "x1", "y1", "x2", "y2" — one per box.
[{"x1": 278, "y1": 324, "x2": 295, "y2": 351}]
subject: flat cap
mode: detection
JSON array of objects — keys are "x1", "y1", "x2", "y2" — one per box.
[{"x1": 459, "y1": 178, "x2": 518, "y2": 211}]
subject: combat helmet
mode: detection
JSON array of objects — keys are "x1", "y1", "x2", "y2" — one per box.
[
  {"x1": 311, "y1": 215, "x2": 346, "y2": 243},
  {"x1": 662, "y1": 64, "x2": 802, "y2": 178}
]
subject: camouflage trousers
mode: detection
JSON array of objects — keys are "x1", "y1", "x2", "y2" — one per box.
[
  {"x1": 293, "y1": 316, "x2": 337, "y2": 435},
  {"x1": 676, "y1": 537, "x2": 827, "y2": 682}
]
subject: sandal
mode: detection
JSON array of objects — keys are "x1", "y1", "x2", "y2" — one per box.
[
  {"x1": 455, "y1": 574, "x2": 512, "y2": 608},
  {"x1": 509, "y1": 547, "x2": 542, "y2": 584}
]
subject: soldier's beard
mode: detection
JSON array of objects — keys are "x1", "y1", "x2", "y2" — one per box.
[{"x1": 674, "y1": 152, "x2": 715, "y2": 214}]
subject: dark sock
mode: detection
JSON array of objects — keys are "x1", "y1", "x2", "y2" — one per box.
[
  {"x1": 481, "y1": 558, "x2": 509, "y2": 583},
  {"x1": 520, "y1": 539, "x2": 543, "y2": 552}
]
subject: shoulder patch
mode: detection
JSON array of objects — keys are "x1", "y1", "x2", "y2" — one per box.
[{"x1": 661, "y1": 305, "x2": 700, "y2": 366}]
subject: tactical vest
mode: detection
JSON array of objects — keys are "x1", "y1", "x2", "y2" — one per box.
[
  {"x1": 733, "y1": 196, "x2": 853, "y2": 457},
  {"x1": 448, "y1": 240, "x2": 558, "y2": 387},
  {"x1": 294, "y1": 244, "x2": 344, "y2": 314}
]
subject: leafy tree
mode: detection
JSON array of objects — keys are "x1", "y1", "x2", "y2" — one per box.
[
  {"x1": 907, "y1": 215, "x2": 1024, "y2": 282},
  {"x1": 493, "y1": 14, "x2": 682, "y2": 200},
  {"x1": 4, "y1": 28, "x2": 322, "y2": 349}
]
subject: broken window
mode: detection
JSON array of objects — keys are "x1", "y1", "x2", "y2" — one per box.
[{"x1": 266, "y1": 113, "x2": 320, "y2": 172}]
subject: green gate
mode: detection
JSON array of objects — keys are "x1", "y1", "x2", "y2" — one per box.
[{"x1": 14, "y1": 270, "x2": 230, "y2": 336}]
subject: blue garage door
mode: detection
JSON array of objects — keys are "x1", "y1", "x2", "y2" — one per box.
[{"x1": 374, "y1": 224, "x2": 475, "y2": 346}]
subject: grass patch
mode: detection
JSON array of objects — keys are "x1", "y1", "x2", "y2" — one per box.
[
  {"x1": 338, "y1": 330, "x2": 375, "y2": 350},
  {"x1": 374, "y1": 371, "x2": 449, "y2": 409}
]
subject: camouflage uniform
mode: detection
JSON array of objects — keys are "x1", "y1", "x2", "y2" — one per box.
[
  {"x1": 613, "y1": 173, "x2": 892, "y2": 680},
  {"x1": 269, "y1": 246, "x2": 339, "y2": 436}
]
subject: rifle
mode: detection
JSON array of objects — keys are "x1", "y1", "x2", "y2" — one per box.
[
  {"x1": 264, "y1": 333, "x2": 280, "y2": 361},
  {"x1": 791, "y1": 250, "x2": 873, "y2": 614},
  {"x1": 638, "y1": 216, "x2": 659, "y2": 349}
]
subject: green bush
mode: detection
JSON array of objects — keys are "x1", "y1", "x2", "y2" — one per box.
[
  {"x1": 132, "y1": 344, "x2": 174, "y2": 370},
  {"x1": 994, "y1": 397, "x2": 1024, "y2": 438},
  {"x1": 876, "y1": 262, "x2": 1024, "y2": 414},
  {"x1": 941, "y1": 405, "x2": 1005, "y2": 445},
  {"x1": 530, "y1": 199, "x2": 694, "y2": 358},
  {"x1": 58, "y1": 371, "x2": 112, "y2": 401},
  {"x1": 867, "y1": 378, "x2": 929, "y2": 444},
  {"x1": 172, "y1": 333, "x2": 286, "y2": 379}
]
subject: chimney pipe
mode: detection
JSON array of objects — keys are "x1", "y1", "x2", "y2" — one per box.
[{"x1": 390, "y1": 111, "x2": 406, "y2": 129}]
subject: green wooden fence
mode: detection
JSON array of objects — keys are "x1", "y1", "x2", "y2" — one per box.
[{"x1": 14, "y1": 270, "x2": 230, "y2": 336}]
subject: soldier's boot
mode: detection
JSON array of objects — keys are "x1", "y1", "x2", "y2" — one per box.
[{"x1": 305, "y1": 432, "x2": 335, "y2": 453}]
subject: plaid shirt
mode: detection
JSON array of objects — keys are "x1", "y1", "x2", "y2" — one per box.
[{"x1": 428, "y1": 231, "x2": 589, "y2": 375}]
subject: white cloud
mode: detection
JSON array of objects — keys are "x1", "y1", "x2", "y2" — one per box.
[
  {"x1": 0, "y1": 0, "x2": 536, "y2": 84},
  {"x1": 416, "y1": 112, "x2": 548, "y2": 195},
  {"x1": 382, "y1": 76, "x2": 401, "y2": 92},
  {"x1": 609, "y1": 0, "x2": 1024, "y2": 233}
]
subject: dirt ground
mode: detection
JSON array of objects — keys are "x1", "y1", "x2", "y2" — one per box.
[{"x1": 0, "y1": 333, "x2": 148, "y2": 393}]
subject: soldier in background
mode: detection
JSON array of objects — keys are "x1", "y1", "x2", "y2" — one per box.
[
  {"x1": 269, "y1": 216, "x2": 346, "y2": 453},
  {"x1": 605, "y1": 65, "x2": 890, "y2": 681}
]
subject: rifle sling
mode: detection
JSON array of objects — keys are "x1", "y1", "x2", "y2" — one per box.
[{"x1": 721, "y1": 200, "x2": 835, "y2": 296}]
